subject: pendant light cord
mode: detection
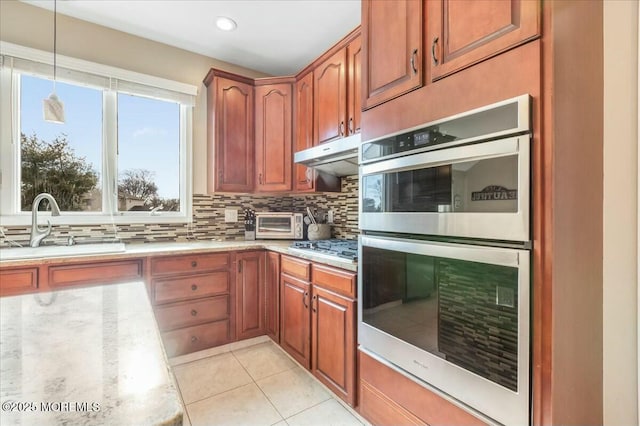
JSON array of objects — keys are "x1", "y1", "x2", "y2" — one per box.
[{"x1": 53, "y1": 0, "x2": 57, "y2": 92}]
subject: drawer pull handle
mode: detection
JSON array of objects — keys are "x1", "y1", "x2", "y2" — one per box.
[
  {"x1": 191, "y1": 261, "x2": 198, "y2": 268},
  {"x1": 191, "y1": 284, "x2": 198, "y2": 291},
  {"x1": 191, "y1": 309, "x2": 198, "y2": 316},
  {"x1": 191, "y1": 336, "x2": 198, "y2": 343}
]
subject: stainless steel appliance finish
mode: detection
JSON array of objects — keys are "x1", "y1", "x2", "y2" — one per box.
[
  {"x1": 359, "y1": 95, "x2": 531, "y2": 242},
  {"x1": 254, "y1": 212, "x2": 303, "y2": 240},
  {"x1": 358, "y1": 235, "x2": 530, "y2": 426},
  {"x1": 289, "y1": 239, "x2": 358, "y2": 262},
  {"x1": 293, "y1": 133, "x2": 360, "y2": 176},
  {"x1": 357, "y1": 95, "x2": 533, "y2": 426}
]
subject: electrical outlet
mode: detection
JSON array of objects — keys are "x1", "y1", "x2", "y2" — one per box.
[
  {"x1": 224, "y1": 208, "x2": 238, "y2": 223},
  {"x1": 327, "y1": 210, "x2": 334, "y2": 223}
]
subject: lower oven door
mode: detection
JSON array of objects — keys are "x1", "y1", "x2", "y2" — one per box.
[{"x1": 358, "y1": 234, "x2": 530, "y2": 426}]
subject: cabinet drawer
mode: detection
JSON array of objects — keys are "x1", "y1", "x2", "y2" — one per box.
[
  {"x1": 151, "y1": 252, "x2": 230, "y2": 276},
  {"x1": 48, "y1": 259, "x2": 143, "y2": 288},
  {"x1": 312, "y1": 264, "x2": 356, "y2": 298},
  {"x1": 162, "y1": 320, "x2": 232, "y2": 357},
  {"x1": 155, "y1": 295, "x2": 230, "y2": 331},
  {"x1": 0, "y1": 267, "x2": 38, "y2": 296},
  {"x1": 152, "y1": 271, "x2": 229, "y2": 305},
  {"x1": 281, "y1": 255, "x2": 311, "y2": 280},
  {"x1": 359, "y1": 350, "x2": 486, "y2": 426}
]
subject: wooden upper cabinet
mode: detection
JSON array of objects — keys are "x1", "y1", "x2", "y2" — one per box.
[
  {"x1": 204, "y1": 70, "x2": 254, "y2": 193},
  {"x1": 346, "y1": 34, "x2": 362, "y2": 136},
  {"x1": 362, "y1": 0, "x2": 423, "y2": 109},
  {"x1": 294, "y1": 72, "x2": 315, "y2": 192},
  {"x1": 255, "y1": 80, "x2": 293, "y2": 192},
  {"x1": 427, "y1": 0, "x2": 540, "y2": 81},
  {"x1": 314, "y1": 48, "x2": 347, "y2": 145}
]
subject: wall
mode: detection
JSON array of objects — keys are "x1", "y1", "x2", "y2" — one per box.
[{"x1": 603, "y1": 1, "x2": 639, "y2": 425}]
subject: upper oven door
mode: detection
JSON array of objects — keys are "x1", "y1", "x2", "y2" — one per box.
[{"x1": 360, "y1": 135, "x2": 530, "y2": 242}]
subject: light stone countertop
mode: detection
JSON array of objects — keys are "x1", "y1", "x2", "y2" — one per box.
[
  {"x1": 0, "y1": 281, "x2": 183, "y2": 426},
  {"x1": 0, "y1": 240, "x2": 358, "y2": 272}
]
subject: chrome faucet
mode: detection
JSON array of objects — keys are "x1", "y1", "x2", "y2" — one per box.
[{"x1": 30, "y1": 193, "x2": 61, "y2": 247}]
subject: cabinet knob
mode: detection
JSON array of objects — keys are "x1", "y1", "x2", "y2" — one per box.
[
  {"x1": 191, "y1": 284, "x2": 198, "y2": 291},
  {"x1": 431, "y1": 38, "x2": 439, "y2": 66},
  {"x1": 191, "y1": 261, "x2": 198, "y2": 268},
  {"x1": 191, "y1": 309, "x2": 198, "y2": 316},
  {"x1": 191, "y1": 336, "x2": 198, "y2": 343}
]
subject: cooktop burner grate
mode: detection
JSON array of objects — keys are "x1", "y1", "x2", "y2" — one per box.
[{"x1": 290, "y1": 239, "x2": 358, "y2": 261}]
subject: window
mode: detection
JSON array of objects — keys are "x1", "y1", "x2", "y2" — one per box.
[{"x1": 0, "y1": 43, "x2": 195, "y2": 224}]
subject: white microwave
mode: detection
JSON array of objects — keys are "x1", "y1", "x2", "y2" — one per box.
[{"x1": 254, "y1": 212, "x2": 304, "y2": 240}]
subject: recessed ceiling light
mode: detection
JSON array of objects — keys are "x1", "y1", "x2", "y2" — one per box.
[{"x1": 216, "y1": 16, "x2": 237, "y2": 32}]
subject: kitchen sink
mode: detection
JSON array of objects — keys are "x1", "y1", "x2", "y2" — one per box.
[{"x1": 0, "y1": 242, "x2": 126, "y2": 261}]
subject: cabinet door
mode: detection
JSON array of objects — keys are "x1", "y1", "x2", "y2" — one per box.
[
  {"x1": 362, "y1": 0, "x2": 423, "y2": 109},
  {"x1": 265, "y1": 251, "x2": 280, "y2": 342},
  {"x1": 428, "y1": 0, "x2": 540, "y2": 81},
  {"x1": 311, "y1": 286, "x2": 356, "y2": 406},
  {"x1": 213, "y1": 76, "x2": 254, "y2": 192},
  {"x1": 255, "y1": 83, "x2": 292, "y2": 192},
  {"x1": 236, "y1": 251, "x2": 265, "y2": 340},
  {"x1": 314, "y1": 48, "x2": 347, "y2": 145},
  {"x1": 346, "y1": 34, "x2": 362, "y2": 136},
  {"x1": 280, "y1": 273, "x2": 311, "y2": 368},
  {"x1": 294, "y1": 72, "x2": 315, "y2": 191}
]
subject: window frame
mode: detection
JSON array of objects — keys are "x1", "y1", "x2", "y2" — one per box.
[{"x1": 0, "y1": 42, "x2": 195, "y2": 225}]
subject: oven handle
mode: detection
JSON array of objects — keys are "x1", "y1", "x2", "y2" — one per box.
[
  {"x1": 360, "y1": 136, "x2": 526, "y2": 177},
  {"x1": 360, "y1": 235, "x2": 526, "y2": 268}
]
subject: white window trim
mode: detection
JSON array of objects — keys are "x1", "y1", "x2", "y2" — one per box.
[{"x1": 0, "y1": 42, "x2": 195, "y2": 225}]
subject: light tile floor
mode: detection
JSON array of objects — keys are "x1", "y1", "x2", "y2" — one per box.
[{"x1": 171, "y1": 338, "x2": 370, "y2": 426}]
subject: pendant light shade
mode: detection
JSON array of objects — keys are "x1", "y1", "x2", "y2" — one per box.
[{"x1": 43, "y1": 0, "x2": 64, "y2": 123}]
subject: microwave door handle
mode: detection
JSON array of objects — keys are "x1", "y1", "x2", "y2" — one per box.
[{"x1": 361, "y1": 136, "x2": 522, "y2": 177}]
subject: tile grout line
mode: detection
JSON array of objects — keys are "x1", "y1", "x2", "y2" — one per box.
[{"x1": 230, "y1": 347, "x2": 288, "y2": 423}]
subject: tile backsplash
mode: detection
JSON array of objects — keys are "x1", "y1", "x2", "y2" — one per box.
[{"x1": 0, "y1": 175, "x2": 359, "y2": 247}]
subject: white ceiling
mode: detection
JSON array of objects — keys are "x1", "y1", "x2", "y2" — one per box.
[{"x1": 23, "y1": 0, "x2": 362, "y2": 76}]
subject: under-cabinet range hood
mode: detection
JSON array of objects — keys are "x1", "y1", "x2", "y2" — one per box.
[{"x1": 294, "y1": 133, "x2": 360, "y2": 176}]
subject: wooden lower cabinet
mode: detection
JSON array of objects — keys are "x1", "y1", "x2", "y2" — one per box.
[
  {"x1": 48, "y1": 259, "x2": 143, "y2": 288},
  {"x1": 265, "y1": 251, "x2": 280, "y2": 342},
  {"x1": 311, "y1": 285, "x2": 356, "y2": 406},
  {"x1": 236, "y1": 251, "x2": 265, "y2": 340},
  {"x1": 279, "y1": 257, "x2": 358, "y2": 407},
  {"x1": 162, "y1": 320, "x2": 232, "y2": 357},
  {"x1": 150, "y1": 251, "x2": 235, "y2": 357},
  {"x1": 280, "y1": 272, "x2": 311, "y2": 368},
  {"x1": 359, "y1": 350, "x2": 487, "y2": 426},
  {"x1": 0, "y1": 266, "x2": 39, "y2": 296}
]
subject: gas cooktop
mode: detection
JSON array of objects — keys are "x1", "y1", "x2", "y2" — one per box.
[{"x1": 289, "y1": 239, "x2": 358, "y2": 262}]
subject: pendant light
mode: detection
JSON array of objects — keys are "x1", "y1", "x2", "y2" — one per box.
[{"x1": 43, "y1": 0, "x2": 64, "y2": 123}]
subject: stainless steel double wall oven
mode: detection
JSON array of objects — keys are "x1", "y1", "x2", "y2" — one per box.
[{"x1": 358, "y1": 95, "x2": 532, "y2": 426}]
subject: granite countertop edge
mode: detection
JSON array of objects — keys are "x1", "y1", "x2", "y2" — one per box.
[{"x1": 0, "y1": 240, "x2": 358, "y2": 272}]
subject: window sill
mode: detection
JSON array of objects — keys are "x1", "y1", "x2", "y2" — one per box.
[{"x1": 0, "y1": 214, "x2": 192, "y2": 227}]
